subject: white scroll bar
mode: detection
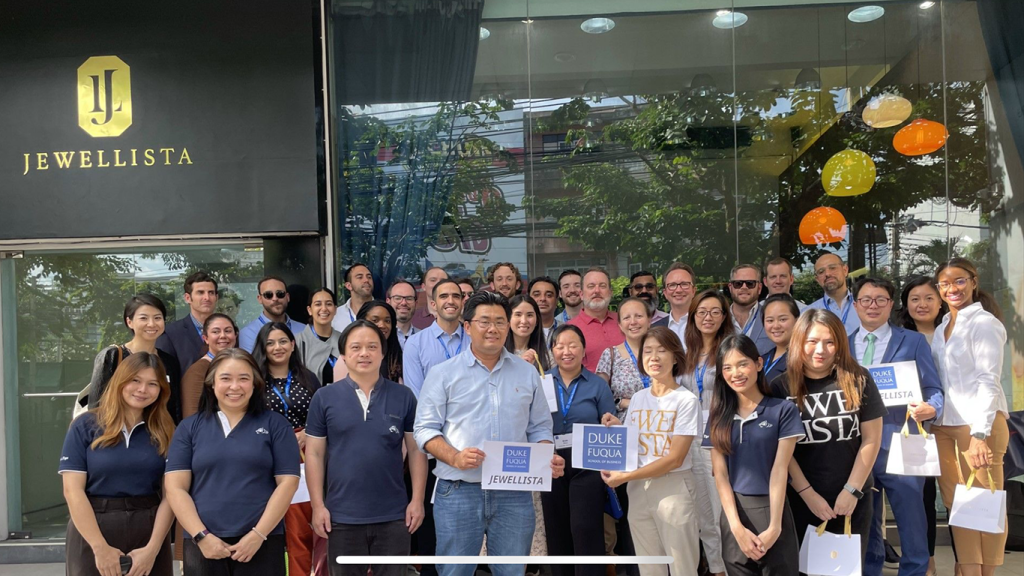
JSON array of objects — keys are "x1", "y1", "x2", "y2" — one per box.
[{"x1": 335, "y1": 556, "x2": 673, "y2": 565}]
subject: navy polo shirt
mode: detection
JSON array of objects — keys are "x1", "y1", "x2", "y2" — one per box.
[
  {"x1": 548, "y1": 368, "x2": 616, "y2": 436},
  {"x1": 58, "y1": 412, "x2": 165, "y2": 497},
  {"x1": 762, "y1": 348, "x2": 788, "y2": 388},
  {"x1": 166, "y1": 409, "x2": 300, "y2": 538},
  {"x1": 304, "y1": 377, "x2": 416, "y2": 525},
  {"x1": 701, "y1": 396, "x2": 804, "y2": 496}
]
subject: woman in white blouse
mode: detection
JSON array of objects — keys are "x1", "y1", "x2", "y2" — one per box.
[{"x1": 930, "y1": 257, "x2": 1008, "y2": 576}]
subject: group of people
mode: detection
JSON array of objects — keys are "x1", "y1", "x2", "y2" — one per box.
[{"x1": 60, "y1": 254, "x2": 1010, "y2": 576}]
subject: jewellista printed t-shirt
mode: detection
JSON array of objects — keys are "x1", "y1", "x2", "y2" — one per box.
[
  {"x1": 770, "y1": 372, "x2": 886, "y2": 499},
  {"x1": 624, "y1": 386, "x2": 701, "y2": 472}
]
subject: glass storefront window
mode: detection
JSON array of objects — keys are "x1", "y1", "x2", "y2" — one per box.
[{"x1": 1, "y1": 245, "x2": 264, "y2": 536}]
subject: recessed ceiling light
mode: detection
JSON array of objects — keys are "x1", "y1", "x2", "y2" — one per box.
[
  {"x1": 479, "y1": 27, "x2": 490, "y2": 40},
  {"x1": 581, "y1": 17, "x2": 615, "y2": 34},
  {"x1": 919, "y1": 1, "x2": 935, "y2": 8},
  {"x1": 848, "y1": 6, "x2": 885, "y2": 23},
  {"x1": 712, "y1": 10, "x2": 748, "y2": 29}
]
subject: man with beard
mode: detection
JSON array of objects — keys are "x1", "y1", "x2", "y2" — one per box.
[
  {"x1": 556, "y1": 269, "x2": 583, "y2": 323},
  {"x1": 333, "y1": 263, "x2": 375, "y2": 333},
  {"x1": 809, "y1": 252, "x2": 861, "y2": 335},
  {"x1": 239, "y1": 275, "x2": 307, "y2": 352},
  {"x1": 627, "y1": 270, "x2": 667, "y2": 322},
  {"x1": 528, "y1": 276, "x2": 561, "y2": 342},
  {"x1": 727, "y1": 263, "x2": 773, "y2": 355},
  {"x1": 653, "y1": 262, "x2": 697, "y2": 347},
  {"x1": 567, "y1": 267, "x2": 624, "y2": 372},
  {"x1": 387, "y1": 279, "x2": 418, "y2": 348},
  {"x1": 488, "y1": 262, "x2": 521, "y2": 300},
  {"x1": 412, "y1": 267, "x2": 450, "y2": 330}
]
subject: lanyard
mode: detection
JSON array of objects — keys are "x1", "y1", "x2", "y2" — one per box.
[
  {"x1": 437, "y1": 332, "x2": 462, "y2": 360},
  {"x1": 823, "y1": 294, "x2": 852, "y2": 324},
  {"x1": 764, "y1": 351, "x2": 784, "y2": 375},
  {"x1": 271, "y1": 371, "x2": 293, "y2": 414},
  {"x1": 560, "y1": 310, "x2": 569, "y2": 323},
  {"x1": 695, "y1": 360, "x2": 709, "y2": 402},
  {"x1": 327, "y1": 356, "x2": 337, "y2": 368},
  {"x1": 205, "y1": 351, "x2": 215, "y2": 361},
  {"x1": 738, "y1": 304, "x2": 759, "y2": 337},
  {"x1": 347, "y1": 304, "x2": 355, "y2": 323},
  {"x1": 257, "y1": 314, "x2": 268, "y2": 325},
  {"x1": 558, "y1": 377, "x2": 580, "y2": 426},
  {"x1": 191, "y1": 316, "x2": 203, "y2": 337},
  {"x1": 623, "y1": 342, "x2": 650, "y2": 388}
]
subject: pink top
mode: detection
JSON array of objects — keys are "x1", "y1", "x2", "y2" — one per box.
[{"x1": 568, "y1": 309, "x2": 625, "y2": 372}]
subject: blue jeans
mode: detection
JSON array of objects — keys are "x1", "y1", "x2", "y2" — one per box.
[
  {"x1": 864, "y1": 449, "x2": 929, "y2": 576},
  {"x1": 433, "y1": 479, "x2": 535, "y2": 576}
]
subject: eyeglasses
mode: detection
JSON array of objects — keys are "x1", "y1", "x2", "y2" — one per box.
[
  {"x1": 729, "y1": 280, "x2": 758, "y2": 289},
  {"x1": 665, "y1": 281, "x2": 694, "y2": 292},
  {"x1": 631, "y1": 283, "x2": 657, "y2": 292},
  {"x1": 814, "y1": 263, "x2": 842, "y2": 277},
  {"x1": 937, "y1": 277, "x2": 972, "y2": 291},
  {"x1": 856, "y1": 296, "x2": 892, "y2": 308},
  {"x1": 261, "y1": 290, "x2": 287, "y2": 300},
  {"x1": 695, "y1": 309, "x2": 724, "y2": 318},
  {"x1": 389, "y1": 295, "x2": 416, "y2": 303},
  {"x1": 470, "y1": 320, "x2": 509, "y2": 330}
]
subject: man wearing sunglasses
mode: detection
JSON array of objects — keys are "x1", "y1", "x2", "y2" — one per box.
[
  {"x1": 627, "y1": 270, "x2": 667, "y2": 322},
  {"x1": 239, "y1": 275, "x2": 307, "y2": 352},
  {"x1": 727, "y1": 264, "x2": 774, "y2": 355}
]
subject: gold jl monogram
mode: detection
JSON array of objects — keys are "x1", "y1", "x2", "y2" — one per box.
[{"x1": 77, "y1": 56, "x2": 132, "y2": 137}]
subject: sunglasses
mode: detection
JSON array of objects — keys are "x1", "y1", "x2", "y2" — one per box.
[
  {"x1": 262, "y1": 290, "x2": 287, "y2": 300},
  {"x1": 631, "y1": 283, "x2": 657, "y2": 291},
  {"x1": 729, "y1": 280, "x2": 758, "y2": 289}
]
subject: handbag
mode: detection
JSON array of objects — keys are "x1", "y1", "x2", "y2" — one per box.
[
  {"x1": 604, "y1": 485, "x2": 624, "y2": 519},
  {"x1": 798, "y1": 516, "x2": 861, "y2": 576},
  {"x1": 948, "y1": 450, "x2": 1007, "y2": 534},
  {"x1": 73, "y1": 345, "x2": 123, "y2": 420},
  {"x1": 886, "y1": 408, "x2": 941, "y2": 477}
]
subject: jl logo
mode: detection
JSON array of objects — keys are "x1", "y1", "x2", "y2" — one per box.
[{"x1": 78, "y1": 56, "x2": 132, "y2": 137}]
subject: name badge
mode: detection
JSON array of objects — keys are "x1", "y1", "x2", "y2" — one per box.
[{"x1": 555, "y1": 434, "x2": 573, "y2": 449}]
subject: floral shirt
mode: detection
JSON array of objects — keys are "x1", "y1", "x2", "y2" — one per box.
[{"x1": 596, "y1": 345, "x2": 647, "y2": 419}]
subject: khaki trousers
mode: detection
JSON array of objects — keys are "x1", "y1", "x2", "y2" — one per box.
[{"x1": 626, "y1": 470, "x2": 699, "y2": 576}]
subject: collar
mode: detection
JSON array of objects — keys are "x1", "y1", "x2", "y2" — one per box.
[
  {"x1": 549, "y1": 367, "x2": 587, "y2": 387},
  {"x1": 578, "y1": 309, "x2": 615, "y2": 324},
  {"x1": 732, "y1": 395, "x2": 771, "y2": 423},
  {"x1": 345, "y1": 375, "x2": 383, "y2": 392},
  {"x1": 462, "y1": 345, "x2": 515, "y2": 370},
  {"x1": 863, "y1": 321, "x2": 892, "y2": 342},
  {"x1": 427, "y1": 321, "x2": 464, "y2": 341},
  {"x1": 824, "y1": 291, "x2": 852, "y2": 308},
  {"x1": 259, "y1": 312, "x2": 293, "y2": 325},
  {"x1": 668, "y1": 310, "x2": 688, "y2": 325},
  {"x1": 955, "y1": 301, "x2": 985, "y2": 320},
  {"x1": 120, "y1": 421, "x2": 147, "y2": 447},
  {"x1": 189, "y1": 314, "x2": 204, "y2": 331}
]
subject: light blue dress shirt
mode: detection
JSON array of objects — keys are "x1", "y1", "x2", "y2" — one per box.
[
  {"x1": 402, "y1": 321, "x2": 468, "y2": 398},
  {"x1": 808, "y1": 291, "x2": 862, "y2": 336},
  {"x1": 238, "y1": 313, "x2": 308, "y2": 353},
  {"x1": 413, "y1": 347, "x2": 555, "y2": 482}
]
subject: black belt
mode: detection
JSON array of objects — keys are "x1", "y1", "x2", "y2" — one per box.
[{"x1": 88, "y1": 494, "x2": 160, "y2": 512}]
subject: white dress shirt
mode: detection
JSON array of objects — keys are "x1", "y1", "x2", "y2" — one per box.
[
  {"x1": 666, "y1": 311, "x2": 689, "y2": 351},
  {"x1": 331, "y1": 299, "x2": 358, "y2": 333},
  {"x1": 931, "y1": 303, "x2": 1008, "y2": 436},
  {"x1": 854, "y1": 322, "x2": 892, "y2": 366}
]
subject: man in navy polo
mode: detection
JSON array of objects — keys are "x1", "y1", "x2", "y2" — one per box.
[
  {"x1": 850, "y1": 277, "x2": 943, "y2": 576},
  {"x1": 414, "y1": 291, "x2": 564, "y2": 576},
  {"x1": 306, "y1": 319, "x2": 426, "y2": 576}
]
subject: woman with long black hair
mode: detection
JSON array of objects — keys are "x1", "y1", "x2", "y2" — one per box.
[
  {"x1": 704, "y1": 335, "x2": 803, "y2": 575},
  {"x1": 505, "y1": 294, "x2": 552, "y2": 371},
  {"x1": 296, "y1": 287, "x2": 342, "y2": 386},
  {"x1": 333, "y1": 300, "x2": 404, "y2": 383}
]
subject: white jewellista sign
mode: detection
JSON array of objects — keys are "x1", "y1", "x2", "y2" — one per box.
[{"x1": 481, "y1": 441, "x2": 554, "y2": 492}]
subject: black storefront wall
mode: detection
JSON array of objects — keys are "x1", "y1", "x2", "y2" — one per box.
[{"x1": 0, "y1": 0, "x2": 320, "y2": 240}]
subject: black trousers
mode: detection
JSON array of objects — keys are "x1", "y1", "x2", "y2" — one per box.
[
  {"x1": 719, "y1": 494, "x2": 800, "y2": 576},
  {"x1": 66, "y1": 495, "x2": 172, "y2": 576},
  {"x1": 183, "y1": 534, "x2": 285, "y2": 576},
  {"x1": 788, "y1": 483, "x2": 873, "y2": 561},
  {"x1": 924, "y1": 477, "x2": 937, "y2": 557},
  {"x1": 410, "y1": 459, "x2": 438, "y2": 576},
  {"x1": 539, "y1": 454, "x2": 606, "y2": 576},
  {"x1": 328, "y1": 519, "x2": 410, "y2": 576}
]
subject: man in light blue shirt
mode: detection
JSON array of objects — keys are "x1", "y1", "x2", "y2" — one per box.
[
  {"x1": 403, "y1": 279, "x2": 468, "y2": 398},
  {"x1": 414, "y1": 291, "x2": 564, "y2": 576},
  {"x1": 238, "y1": 275, "x2": 307, "y2": 352},
  {"x1": 808, "y1": 252, "x2": 862, "y2": 335}
]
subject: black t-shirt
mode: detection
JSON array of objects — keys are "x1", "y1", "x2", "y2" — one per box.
[{"x1": 770, "y1": 370, "x2": 887, "y2": 499}]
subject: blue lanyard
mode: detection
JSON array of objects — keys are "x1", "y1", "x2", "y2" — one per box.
[
  {"x1": 437, "y1": 332, "x2": 462, "y2": 360},
  {"x1": 327, "y1": 356, "x2": 337, "y2": 367},
  {"x1": 257, "y1": 315, "x2": 268, "y2": 325},
  {"x1": 623, "y1": 342, "x2": 650, "y2": 388},
  {"x1": 205, "y1": 351, "x2": 215, "y2": 360},
  {"x1": 190, "y1": 315, "x2": 203, "y2": 337},
  {"x1": 823, "y1": 294, "x2": 852, "y2": 324},
  {"x1": 347, "y1": 305, "x2": 355, "y2": 323},
  {"x1": 765, "y1": 351, "x2": 784, "y2": 375},
  {"x1": 270, "y1": 371, "x2": 293, "y2": 414},
  {"x1": 739, "y1": 305, "x2": 759, "y2": 336},
  {"x1": 560, "y1": 310, "x2": 570, "y2": 323},
  {"x1": 695, "y1": 360, "x2": 709, "y2": 402},
  {"x1": 558, "y1": 377, "x2": 580, "y2": 426}
]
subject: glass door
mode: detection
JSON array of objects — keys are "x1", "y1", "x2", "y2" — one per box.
[{"x1": 1, "y1": 243, "x2": 265, "y2": 538}]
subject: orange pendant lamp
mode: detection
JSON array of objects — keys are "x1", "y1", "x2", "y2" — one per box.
[
  {"x1": 893, "y1": 118, "x2": 948, "y2": 156},
  {"x1": 799, "y1": 207, "x2": 848, "y2": 245},
  {"x1": 822, "y1": 149, "x2": 876, "y2": 197}
]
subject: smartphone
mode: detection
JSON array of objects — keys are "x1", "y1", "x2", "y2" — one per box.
[{"x1": 119, "y1": 555, "x2": 133, "y2": 575}]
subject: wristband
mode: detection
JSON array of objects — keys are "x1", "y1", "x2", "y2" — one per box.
[
  {"x1": 251, "y1": 527, "x2": 268, "y2": 541},
  {"x1": 796, "y1": 485, "x2": 811, "y2": 494}
]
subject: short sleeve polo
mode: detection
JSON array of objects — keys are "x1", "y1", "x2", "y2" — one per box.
[
  {"x1": 58, "y1": 412, "x2": 166, "y2": 498},
  {"x1": 165, "y1": 410, "x2": 300, "y2": 538},
  {"x1": 700, "y1": 396, "x2": 805, "y2": 496},
  {"x1": 305, "y1": 377, "x2": 417, "y2": 524}
]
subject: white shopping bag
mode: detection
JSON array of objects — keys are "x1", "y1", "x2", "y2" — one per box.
[
  {"x1": 886, "y1": 410, "x2": 941, "y2": 477},
  {"x1": 291, "y1": 463, "x2": 310, "y2": 504},
  {"x1": 948, "y1": 469, "x2": 1007, "y2": 534},
  {"x1": 798, "y1": 517, "x2": 861, "y2": 576}
]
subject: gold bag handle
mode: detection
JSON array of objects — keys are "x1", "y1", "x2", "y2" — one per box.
[
  {"x1": 815, "y1": 516, "x2": 853, "y2": 538},
  {"x1": 901, "y1": 408, "x2": 928, "y2": 439}
]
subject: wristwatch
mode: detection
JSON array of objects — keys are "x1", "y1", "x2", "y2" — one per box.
[
  {"x1": 193, "y1": 529, "x2": 210, "y2": 543},
  {"x1": 972, "y1": 432, "x2": 987, "y2": 440},
  {"x1": 843, "y1": 483, "x2": 864, "y2": 500}
]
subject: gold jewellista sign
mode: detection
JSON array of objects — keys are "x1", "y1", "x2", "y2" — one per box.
[{"x1": 21, "y1": 55, "x2": 192, "y2": 175}]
